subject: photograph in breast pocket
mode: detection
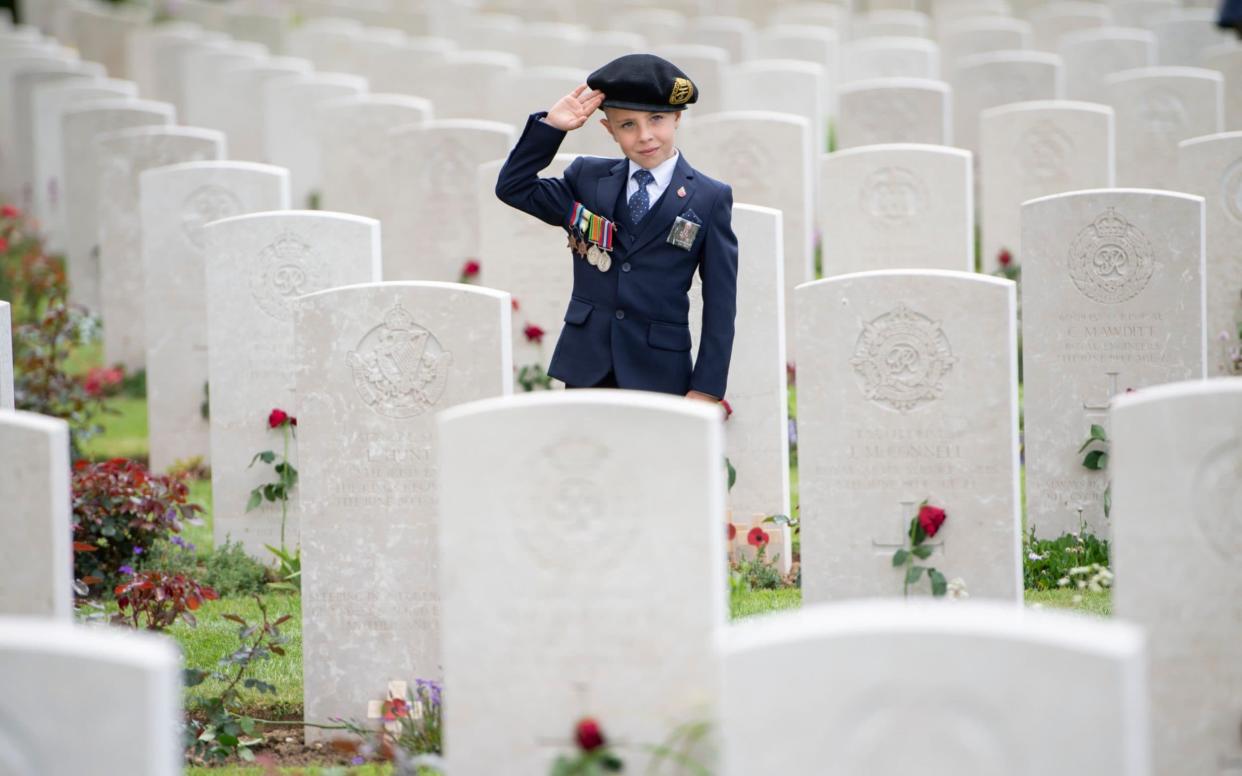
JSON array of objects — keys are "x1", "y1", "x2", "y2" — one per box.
[{"x1": 668, "y1": 217, "x2": 699, "y2": 249}]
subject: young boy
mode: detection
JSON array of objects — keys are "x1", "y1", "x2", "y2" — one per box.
[{"x1": 495, "y1": 53, "x2": 738, "y2": 403}]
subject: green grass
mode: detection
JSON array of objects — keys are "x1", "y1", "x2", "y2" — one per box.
[
  {"x1": 187, "y1": 767, "x2": 392, "y2": 776},
  {"x1": 187, "y1": 477, "x2": 215, "y2": 553},
  {"x1": 731, "y1": 587, "x2": 802, "y2": 619},
  {"x1": 730, "y1": 586, "x2": 1112, "y2": 620},
  {"x1": 81, "y1": 394, "x2": 149, "y2": 460}
]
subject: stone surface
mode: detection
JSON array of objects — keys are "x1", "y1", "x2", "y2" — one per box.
[
  {"x1": 853, "y1": 10, "x2": 932, "y2": 39},
  {"x1": 296, "y1": 281, "x2": 512, "y2": 741},
  {"x1": 682, "y1": 111, "x2": 813, "y2": 357},
  {"x1": 1029, "y1": 1, "x2": 1112, "y2": 52},
  {"x1": 384, "y1": 120, "x2": 515, "y2": 281},
  {"x1": 688, "y1": 205, "x2": 792, "y2": 568},
  {"x1": 204, "y1": 212, "x2": 382, "y2": 556},
  {"x1": 31, "y1": 78, "x2": 137, "y2": 252},
  {"x1": 797, "y1": 271, "x2": 1022, "y2": 601},
  {"x1": 264, "y1": 72, "x2": 368, "y2": 208},
  {"x1": 1111, "y1": 380, "x2": 1242, "y2": 776},
  {"x1": 317, "y1": 93, "x2": 433, "y2": 223},
  {"x1": 0, "y1": 410, "x2": 70, "y2": 618},
  {"x1": 0, "y1": 53, "x2": 80, "y2": 201},
  {"x1": 1022, "y1": 189, "x2": 1206, "y2": 538},
  {"x1": 819, "y1": 144, "x2": 973, "y2": 277},
  {"x1": 1178, "y1": 132, "x2": 1242, "y2": 376},
  {"x1": 413, "y1": 51, "x2": 520, "y2": 120},
  {"x1": 836, "y1": 78, "x2": 951, "y2": 148},
  {"x1": 1203, "y1": 44, "x2": 1242, "y2": 132},
  {"x1": 841, "y1": 37, "x2": 940, "y2": 84},
  {"x1": 179, "y1": 43, "x2": 266, "y2": 131},
  {"x1": 951, "y1": 51, "x2": 1063, "y2": 158},
  {"x1": 981, "y1": 101, "x2": 1115, "y2": 273},
  {"x1": 1104, "y1": 66, "x2": 1224, "y2": 189},
  {"x1": 214, "y1": 58, "x2": 314, "y2": 162},
  {"x1": 478, "y1": 154, "x2": 575, "y2": 384},
  {"x1": 726, "y1": 60, "x2": 826, "y2": 152},
  {"x1": 1150, "y1": 10, "x2": 1232, "y2": 66},
  {"x1": 125, "y1": 23, "x2": 201, "y2": 101},
  {"x1": 938, "y1": 17, "x2": 1032, "y2": 71},
  {"x1": 488, "y1": 68, "x2": 614, "y2": 158},
  {"x1": 754, "y1": 25, "x2": 839, "y2": 113},
  {"x1": 363, "y1": 36, "x2": 453, "y2": 95},
  {"x1": 0, "y1": 617, "x2": 181, "y2": 775},
  {"x1": 12, "y1": 62, "x2": 105, "y2": 212},
  {"x1": 65, "y1": 2, "x2": 150, "y2": 77},
  {"x1": 61, "y1": 99, "x2": 175, "y2": 312},
  {"x1": 651, "y1": 44, "x2": 729, "y2": 116},
  {"x1": 141, "y1": 161, "x2": 290, "y2": 472},
  {"x1": 687, "y1": 14, "x2": 755, "y2": 61},
  {"x1": 438, "y1": 392, "x2": 725, "y2": 775},
  {"x1": 96, "y1": 126, "x2": 225, "y2": 372},
  {"x1": 0, "y1": 300, "x2": 11, "y2": 410},
  {"x1": 719, "y1": 600, "x2": 1149, "y2": 775},
  {"x1": 1059, "y1": 28, "x2": 1157, "y2": 103}
]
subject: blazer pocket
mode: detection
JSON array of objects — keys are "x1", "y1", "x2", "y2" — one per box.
[
  {"x1": 648, "y1": 321, "x2": 692, "y2": 351},
  {"x1": 564, "y1": 297, "x2": 593, "y2": 325}
]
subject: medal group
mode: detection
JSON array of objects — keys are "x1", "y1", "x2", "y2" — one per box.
[{"x1": 568, "y1": 201, "x2": 616, "y2": 272}]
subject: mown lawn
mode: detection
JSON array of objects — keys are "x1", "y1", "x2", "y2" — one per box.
[{"x1": 187, "y1": 767, "x2": 392, "y2": 776}]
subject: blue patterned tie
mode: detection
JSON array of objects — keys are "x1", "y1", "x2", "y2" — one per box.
[{"x1": 628, "y1": 168, "x2": 655, "y2": 225}]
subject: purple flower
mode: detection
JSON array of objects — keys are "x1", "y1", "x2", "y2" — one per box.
[
  {"x1": 788, "y1": 418, "x2": 798, "y2": 446},
  {"x1": 170, "y1": 536, "x2": 196, "y2": 552},
  {"x1": 119, "y1": 565, "x2": 135, "y2": 575},
  {"x1": 132, "y1": 546, "x2": 144, "y2": 555},
  {"x1": 351, "y1": 756, "x2": 365, "y2": 766}
]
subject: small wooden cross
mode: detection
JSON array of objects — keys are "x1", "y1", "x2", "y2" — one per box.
[{"x1": 367, "y1": 680, "x2": 420, "y2": 734}]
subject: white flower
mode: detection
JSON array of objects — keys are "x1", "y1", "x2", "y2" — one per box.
[
  {"x1": 1057, "y1": 577, "x2": 1070, "y2": 587},
  {"x1": 1027, "y1": 552, "x2": 1044, "y2": 561},
  {"x1": 1072, "y1": 594, "x2": 1083, "y2": 605},
  {"x1": 946, "y1": 578, "x2": 969, "y2": 599}
]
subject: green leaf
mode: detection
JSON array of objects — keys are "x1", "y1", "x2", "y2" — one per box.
[
  {"x1": 1083, "y1": 450, "x2": 1108, "y2": 470},
  {"x1": 905, "y1": 565, "x2": 924, "y2": 584},
  {"x1": 1104, "y1": 484, "x2": 1112, "y2": 518},
  {"x1": 911, "y1": 519, "x2": 926, "y2": 545},
  {"x1": 183, "y1": 668, "x2": 209, "y2": 687},
  {"x1": 259, "y1": 451, "x2": 275, "y2": 463},
  {"x1": 891, "y1": 549, "x2": 909, "y2": 567},
  {"x1": 912, "y1": 545, "x2": 933, "y2": 560},
  {"x1": 239, "y1": 747, "x2": 255, "y2": 762},
  {"x1": 725, "y1": 457, "x2": 736, "y2": 491},
  {"x1": 245, "y1": 490, "x2": 262, "y2": 512},
  {"x1": 929, "y1": 569, "x2": 947, "y2": 597},
  {"x1": 238, "y1": 717, "x2": 255, "y2": 735},
  {"x1": 1090, "y1": 424, "x2": 1107, "y2": 442}
]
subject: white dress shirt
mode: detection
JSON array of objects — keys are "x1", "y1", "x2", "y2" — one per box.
[{"x1": 626, "y1": 149, "x2": 680, "y2": 205}]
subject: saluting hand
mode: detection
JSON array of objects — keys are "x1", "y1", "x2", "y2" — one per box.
[{"x1": 545, "y1": 85, "x2": 605, "y2": 132}]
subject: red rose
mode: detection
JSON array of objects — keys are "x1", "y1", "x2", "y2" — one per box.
[
  {"x1": 747, "y1": 527, "x2": 769, "y2": 547},
  {"x1": 511, "y1": 298, "x2": 521, "y2": 312},
  {"x1": 727, "y1": 523, "x2": 736, "y2": 541},
  {"x1": 917, "y1": 504, "x2": 946, "y2": 538},
  {"x1": 268, "y1": 409, "x2": 289, "y2": 428},
  {"x1": 1, "y1": 205, "x2": 18, "y2": 219},
  {"x1": 0, "y1": 236, "x2": 8, "y2": 253},
  {"x1": 523, "y1": 323, "x2": 545, "y2": 344},
  {"x1": 461, "y1": 259, "x2": 481, "y2": 278},
  {"x1": 720, "y1": 398, "x2": 733, "y2": 419},
  {"x1": 575, "y1": 718, "x2": 605, "y2": 752},
  {"x1": 998, "y1": 248, "x2": 1012, "y2": 267}
]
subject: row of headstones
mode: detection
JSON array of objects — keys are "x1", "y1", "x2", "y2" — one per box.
[{"x1": 5, "y1": 371, "x2": 1241, "y2": 774}]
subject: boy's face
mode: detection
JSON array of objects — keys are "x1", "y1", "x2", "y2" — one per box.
[{"x1": 600, "y1": 107, "x2": 681, "y2": 169}]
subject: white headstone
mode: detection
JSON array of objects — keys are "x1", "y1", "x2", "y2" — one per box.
[
  {"x1": 96, "y1": 126, "x2": 226, "y2": 372},
  {"x1": 213, "y1": 59, "x2": 313, "y2": 162},
  {"x1": 125, "y1": 23, "x2": 201, "y2": 101},
  {"x1": 719, "y1": 601, "x2": 1150, "y2": 775},
  {"x1": 0, "y1": 617, "x2": 182, "y2": 775},
  {"x1": 204, "y1": 211, "x2": 382, "y2": 556},
  {"x1": 615, "y1": 8, "x2": 687, "y2": 47},
  {"x1": 1178, "y1": 132, "x2": 1242, "y2": 376},
  {"x1": 688, "y1": 205, "x2": 792, "y2": 568},
  {"x1": 141, "y1": 162, "x2": 291, "y2": 472},
  {"x1": 363, "y1": 36, "x2": 453, "y2": 95},
  {"x1": 31, "y1": 79, "x2": 137, "y2": 252},
  {"x1": 1058, "y1": 27, "x2": 1157, "y2": 103},
  {"x1": 12, "y1": 62, "x2": 105, "y2": 211},
  {"x1": 0, "y1": 301, "x2": 11, "y2": 410},
  {"x1": 518, "y1": 22, "x2": 587, "y2": 67},
  {"x1": 1021, "y1": 189, "x2": 1207, "y2": 538},
  {"x1": 819, "y1": 144, "x2": 974, "y2": 277},
  {"x1": 488, "y1": 68, "x2": 613, "y2": 157},
  {"x1": 414, "y1": 51, "x2": 520, "y2": 120},
  {"x1": 1111, "y1": 0, "x2": 1176, "y2": 27},
  {"x1": 853, "y1": 10, "x2": 932, "y2": 39},
  {"x1": 836, "y1": 77, "x2": 951, "y2": 148},
  {"x1": 754, "y1": 24, "x2": 840, "y2": 112},
  {"x1": 841, "y1": 37, "x2": 940, "y2": 83},
  {"x1": 264, "y1": 72, "x2": 369, "y2": 209},
  {"x1": 61, "y1": 100, "x2": 176, "y2": 312},
  {"x1": 296, "y1": 281, "x2": 512, "y2": 741},
  {"x1": 1203, "y1": 45, "x2": 1242, "y2": 132},
  {"x1": 180, "y1": 45, "x2": 270, "y2": 132},
  {"x1": 938, "y1": 17, "x2": 1033, "y2": 71},
  {"x1": 686, "y1": 14, "x2": 756, "y2": 61},
  {"x1": 981, "y1": 101, "x2": 1116, "y2": 273},
  {"x1": 1111, "y1": 380, "x2": 1242, "y2": 776},
  {"x1": 1029, "y1": 1, "x2": 1112, "y2": 52},
  {"x1": 285, "y1": 17, "x2": 364, "y2": 72},
  {"x1": 1104, "y1": 66, "x2": 1224, "y2": 189},
  {"x1": 726, "y1": 60, "x2": 827, "y2": 151},
  {"x1": 682, "y1": 112, "x2": 813, "y2": 357},
  {"x1": 66, "y1": 2, "x2": 150, "y2": 77},
  {"x1": 0, "y1": 54, "x2": 80, "y2": 200},
  {"x1": 157, "y1": 37, "x2": 256, "y2": 118},
  {"x1": 952, "y1": 51, "x2": 1064, "y2": 157},
  {"x1": 317, "y1": 93, "x2": 433, "y2": 220},
  {"x1": 225, "y1": 8, "x2": 290, "y2": 54},
  {"x1": 651, "y1": 44, "x2": 729, "y2": 116},
  {"x1": 383, "y1": 120, "x2": 516, "y2": 281},
  {"x1": 1150, "y1": 9, "x2": 1232, "y2": 66},
  {"x1": 569, "y1": 31, "x2": 645, "y2": 72},
  {"x1": 438, "y1": 392, "x2": 725, "y2": 775},
  {"x1": 0, "y1": 411, "x2": 70, "y2": 618},
  {"x1": 797, "y1": 270, "x2": 1022, "y2": 601}
]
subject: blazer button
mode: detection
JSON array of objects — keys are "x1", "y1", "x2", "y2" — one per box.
[
  {"x1": 615, "y1": 309, "x2": 625, "y2": 320},
  {"x1": 621, "y1": 262, "x2": 631, "y2": 272}
]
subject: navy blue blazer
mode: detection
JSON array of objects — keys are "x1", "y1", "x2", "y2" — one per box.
[{"x1": 495, "y1": 112, "x2": 738, "y2": 398}]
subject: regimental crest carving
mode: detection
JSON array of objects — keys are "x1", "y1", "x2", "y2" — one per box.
[
  {"x1": 249, "y1": 231, "x2": 326, "y2": 322},
  {"x1": 859, "y1": 166, "x2": 926, "y2": 225},
  {"x1": 1191, "y1": 439, "x2": 1242, "y2": 562},
  {"x1": 1138, "y1": 87, "x2": 1188, "y2": 144},
  {"x1": 181, "y1": 184, "x2": 241, "y2": 248},
  {"x1": 347, "y1": 302, "x2": 453, "y2": 419},
  {"x1": 519, "y1": 438, "x2": 623, "y2": 571},
  {"x1": 1222, "y1": 159, "x2": 1242, "y2": 225},
  {"x1": 851, "y1": 304, "x2": 957, "y2": 413},
  {"x1": 1016, "y1": 121, "x2": 1073, "y2": 183},
  {"x1": 1067, "y1": 208, "x2": 1155, "y2": 304}
]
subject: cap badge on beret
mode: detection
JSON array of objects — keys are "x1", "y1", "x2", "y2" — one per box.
[{"x1": 669, "y1": 77, "x2": 694, "y2": 106}]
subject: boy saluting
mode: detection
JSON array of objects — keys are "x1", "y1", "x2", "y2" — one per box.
[{"x1": 495, "y1": 54, "x2": 738, "y2": 404}]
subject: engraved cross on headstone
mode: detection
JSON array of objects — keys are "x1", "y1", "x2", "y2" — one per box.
[{"x1": 872, "y1": 499, "x2": 943, "y2": 553}]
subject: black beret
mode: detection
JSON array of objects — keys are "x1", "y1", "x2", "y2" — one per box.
[{"x1": 587, "y1": 53, "x2": 698, "y2": 113}]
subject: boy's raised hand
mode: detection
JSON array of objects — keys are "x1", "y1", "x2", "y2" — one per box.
[{"x1": 545, "y1": 85, "x2": 605, "y2": 131}]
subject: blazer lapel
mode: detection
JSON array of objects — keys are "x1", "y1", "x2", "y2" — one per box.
[
  {"x1": 595, "y1": 157, "x2": 628, "y2": 225},
  {"x1": 629, "y1": 152, "x2": 696, "y2": 256}
]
